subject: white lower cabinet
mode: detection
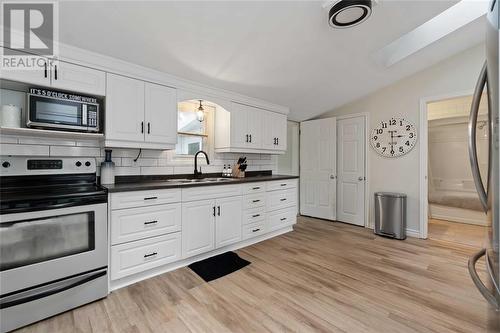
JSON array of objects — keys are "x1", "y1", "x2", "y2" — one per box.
[
  {"x1": 111, "y1": 203, "x2": 181, "y2": 245},
  {"x1": 109, "y1": 178, "x2": 298, "y2": 285},
  {"x1": 182, "y1": 199, "x2": 216, "y2": 258},
  {"x1": 215, "y1": 196, "x2": 242, "y2": 248},
  {"x1": 111, "y1": 233, "x2": 181, "y2": 280}
]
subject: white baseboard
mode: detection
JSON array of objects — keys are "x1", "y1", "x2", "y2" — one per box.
[
  {"x1": 109, "y1": 226, "x2": 294, "y2": 291},
  {"x1": 429, "y1": 203, "x2": 488, "y2": 226}
]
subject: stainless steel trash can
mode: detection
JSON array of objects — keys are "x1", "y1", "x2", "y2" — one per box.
[{"x1": 374, "y1": 192, "x2": 407, "y2": 240}]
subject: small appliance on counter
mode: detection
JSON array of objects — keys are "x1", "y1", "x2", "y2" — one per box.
[
  {"x1": 27, "y1": 88, "x2": 101, "y2": 133},
  {"x1": 100, "y1": 149, "x2": 115, "y2": 185},
  {"x1": 0, "y1": 104, "x2": 21, "y2": 128}
]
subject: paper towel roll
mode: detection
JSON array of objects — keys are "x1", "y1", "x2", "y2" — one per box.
[{"x1": 1, "y1": 104, "x2": 21, "y2": 128}]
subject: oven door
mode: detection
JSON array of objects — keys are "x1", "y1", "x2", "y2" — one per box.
[
  {"x1": 0, "y1": 203, "x2": 107, "y2": 295},
  {"x1": 28, "y1": 94, "x2": 90, "y2": 131}
]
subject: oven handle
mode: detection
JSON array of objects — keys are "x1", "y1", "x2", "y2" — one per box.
[{"x1": 0, "y1": 268, "x2": 106, "y2": 309}]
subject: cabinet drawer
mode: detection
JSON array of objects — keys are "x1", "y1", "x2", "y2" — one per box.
[
  {"x1": 111, "y1": 188, "x2": 181, "y2": 210},
  {"x1": 243, "y1": 208, "x2": 266, "y2": 225},
  {"x1": 242, "y1": 182, "x2": 266, "y2": 195},
  {"x1": 111, "y1": 233, "x2": 181, "y2": 280},
  {"x1": 182, "y1": 184, "x2": 241, "y2": 202},
  {"x1": 266, "y1": 188, "x2": 297, "y2": 212},
  {"x1": 267, "y1": 207, "x2": 297, "y2": 232},
  {"x1": 243, "y1": 194, "x2": 266, "y2": 210},
  {"x1": 266, "y1": 179, "x2": 298, "y2": 192},
  {"x1": 242, "y1": 221, "x2": 266, "y2": 240},
  {"x1": 111, "y1": 203, "x2": 181, "y2": 245}
]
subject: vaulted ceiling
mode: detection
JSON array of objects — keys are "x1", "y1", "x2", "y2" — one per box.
[{"x1": 59, "y1": 1, "x2": 486, "y2": 121}]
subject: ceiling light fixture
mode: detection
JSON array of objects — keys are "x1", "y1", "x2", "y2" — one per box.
[
  {"x1": 196, "y1": 100, "x2": 205, "y2": 122},
  {"x1": 327, "y1": 0, "x2": 373, "y2": 28}
]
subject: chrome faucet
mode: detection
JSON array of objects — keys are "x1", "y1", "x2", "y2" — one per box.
[{"x1": 194, "y1": 150, "x2": 210, "y2": 177}]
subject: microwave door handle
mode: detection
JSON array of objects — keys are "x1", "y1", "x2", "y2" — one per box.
[
  {"x1": 468, "y1": 249, "x2": 499, "y2": 309},
  {"x1": 468, "y1": 61, "x2": 488, "y2": 212},
  {"x1": 0, "y1": 269, "x2": 106, "y2": 309}
]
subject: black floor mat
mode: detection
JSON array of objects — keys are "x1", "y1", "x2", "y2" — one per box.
[{"x1": 188, "y1": 251, "x2": 250, "y2": 282}]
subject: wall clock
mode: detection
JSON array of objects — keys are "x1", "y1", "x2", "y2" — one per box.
[{"x1": 370, "y1": 117, "x2": 417, "y2": 157}]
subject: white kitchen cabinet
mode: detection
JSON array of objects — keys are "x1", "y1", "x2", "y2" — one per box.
[
  {"x1": 215, "y1": 101, "x2": 287, "y2": 154},
  {"x1": 182, "y1": 199, "x2": 216, "y2": 258},
  {"x1": 0, "y1": 54, "x2": 105, "y2": 96},
  {"x1": 144, "y1": 82, "x2": 177, "y2": 145},
  {"x1": 105, "y1": 74, "x2": 177, "y2": 149},
  {"x1": 50, "y1": 61, "x2": 105, "y2": 96},
  {"x1": 1, "y1": 55, "x2": 50, "y2": 86},
  {"x1": 215, "y1": 196, "x2": 242, "y2": 248},
  {"x1": 262, "y1": 111, "x2": 287, "y2": 151},
  {"x1": 105, "y1": 73, "x2": 145, "y2": 143}
]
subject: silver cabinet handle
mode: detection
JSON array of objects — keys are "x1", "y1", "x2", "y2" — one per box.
[
  {"x1": 468, "y1": 61, "x2": 488, "y2": 212},
  {"x1": 468, "y1": 248, "x2": 499, "y2": 309}
]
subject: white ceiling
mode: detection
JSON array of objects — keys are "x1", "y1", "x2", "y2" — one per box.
[{"x1": 58, "y1": 1, "x2": 486, "y2": 121}]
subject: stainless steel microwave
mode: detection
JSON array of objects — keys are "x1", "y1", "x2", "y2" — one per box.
[{"x1": 27, "y1": 88, "x2": 101, "y2": 133}]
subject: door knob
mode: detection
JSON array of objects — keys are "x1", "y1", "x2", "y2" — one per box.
[
  {"x1": 358, "y1": 176, "x2": 364, "y2": 181},
  {"x1": 330, "y1": 175, "x2": 336, "y2": 179}
]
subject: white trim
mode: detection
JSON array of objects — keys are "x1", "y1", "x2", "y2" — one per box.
[
  {"x1": 406, "y1": 228, "x2": 421, "y2": 238},
  {"x1": 335, "y1": 112, "x2": 370, "y2": 229},
  {"x1": 429, "y1": 203, "x2": 488, "y2": 226},
  {"x1": 109, "y1": 226, "x2": 293, "y2": 291},
  {"x1": 419, "y1": 89, "x2": 474, "y2": 239}
]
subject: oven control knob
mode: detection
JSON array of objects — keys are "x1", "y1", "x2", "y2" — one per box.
[
  {"x1": 85, "y1": 161, "x2": 91, "y2": 167},
  {"x1": 2, "y1": 161, "x2": 10, "y2": 168},
  {"x1": 75, "y1": 161, "x2": 82, "y2": 167}
]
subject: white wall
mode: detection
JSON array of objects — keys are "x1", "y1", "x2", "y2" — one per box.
[
  {"x1": 318, "y1": 43, "x2": 485, "y2": 234},
  {"x1": 277, "y1": 121, "x2": 299, "y2": 176}
]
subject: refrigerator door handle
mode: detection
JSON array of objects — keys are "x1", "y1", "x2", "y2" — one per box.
[
  {"x1": 468, "y1": 248, "x2": 499, "y2": 309},
  {"x1": 468, "y1": 61, "x2": 489, "y2": 212}
]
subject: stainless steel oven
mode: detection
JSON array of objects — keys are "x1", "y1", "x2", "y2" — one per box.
[{"x1": 0, "y1": 157, "x2": 108, "y2": 332}]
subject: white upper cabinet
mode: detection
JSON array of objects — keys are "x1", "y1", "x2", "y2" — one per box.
[
  {"x1": 263, "y1": 112, "x2": 287, "y2": 151},
  {"x1": 50, "y1": 61, "x2": 105, "y2": 96},
  {"x1": 215, "y1": 102, "x2": 287, "y2": 154},
  {"x1": 106, "y1": 73, "x2": 145, "y2": 143},
  {"x1": 105, "y1": 74, "x2": 177, "y2": 149},
  {"x1": 144, "y1": 82, "x2": 177, "y2": 145},
  {"x1": 0, "y1": 53, "x2": 105, "y2": 96},
  {"x1": 0, "y1": 55, "x2": 50, "y2": 87}
]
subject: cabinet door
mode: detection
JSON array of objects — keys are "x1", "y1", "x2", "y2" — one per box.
[
  {"x1": 1, "y1": 55, "x2": 50, "y2": 86},
  {"x1": 182, "y1": 199, "x2": 215, "y2": 258},
  {"x1": 261, "y1": 111, "x2": 276, "y2": 150},
  {"x1": 144, "y1": 82, "x2": 177, "y2": 145},
  {"x1": 215, "y1": 196, "x2": 242, "y2": 248},
  {"x1": 105, "y1": 73, "x2": 145, "y2": 142},
  {"x1": 246, "y1": 105, "x2": 262, "y2": 149},
  {"x1": 275, "y1": 113, "x2": 287, "y2": 150},
  {"x1": 50, "y1": 61, "x2": 105, "y2": 96},
  {"x1": 230, "y1": 102, "x2": 249, "y2": 148}
]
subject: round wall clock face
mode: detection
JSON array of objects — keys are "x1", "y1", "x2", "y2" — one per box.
[{"x1": 370, "y1": 118, "x2": 417, "y2": 157}]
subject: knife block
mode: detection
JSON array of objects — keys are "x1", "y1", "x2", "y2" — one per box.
[{"x1": 232, "y1": 164, "x2": 245, "y2": 178}]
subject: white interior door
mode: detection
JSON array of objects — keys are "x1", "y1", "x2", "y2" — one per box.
[
  {"x1": 300, "y1": 118, "x2": 337, "y2": 220},
  {"x1": 337, "y1": 116, "x2": 366, "y2": 226}
]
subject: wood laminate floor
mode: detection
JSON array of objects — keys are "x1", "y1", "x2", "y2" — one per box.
[
  {"x1": 14, "y1": 216, "x2": 500, "y2": 333},
  {"x1": 428, "y1": 218, "x2": 489, "y2": 248}
]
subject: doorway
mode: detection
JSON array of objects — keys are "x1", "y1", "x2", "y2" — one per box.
[{"x1": 420, "y1": 93, "x2": 489, "y2": 247}]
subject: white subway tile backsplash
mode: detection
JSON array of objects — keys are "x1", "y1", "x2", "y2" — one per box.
[
  {"x1": 18, "y1": 137, "x2": 76, "y2": 146},
  {"x1": 121, "y1": 157, "x2": 158, "y2": 167},
  {"x1": 76, "y1": 139, "x2": 101, "y2": 147},
  {"x1": 140, "y1": 166, "x2": 174, "y2": 175},
  {"x1": 114, "y1": 166, "x2": 141, "y2": 176},
  {"x1": 0, "y1": 135, "x2": 18, "y2": 144},
  {"x1": 1, "y1": 143, "x2": 49, "y2": 156},
  {"x1": 50, "y1": 146, "x2": 101, "y2": 157}
]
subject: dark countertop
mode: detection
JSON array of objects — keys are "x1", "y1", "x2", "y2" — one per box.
[{"x1": 102, "y1": 171, "x2": 299, "y2": 193}]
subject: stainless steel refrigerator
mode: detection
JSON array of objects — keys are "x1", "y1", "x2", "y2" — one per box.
[{"x1": 468, "y1": 0, "x2": 500, "y2": 328}]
